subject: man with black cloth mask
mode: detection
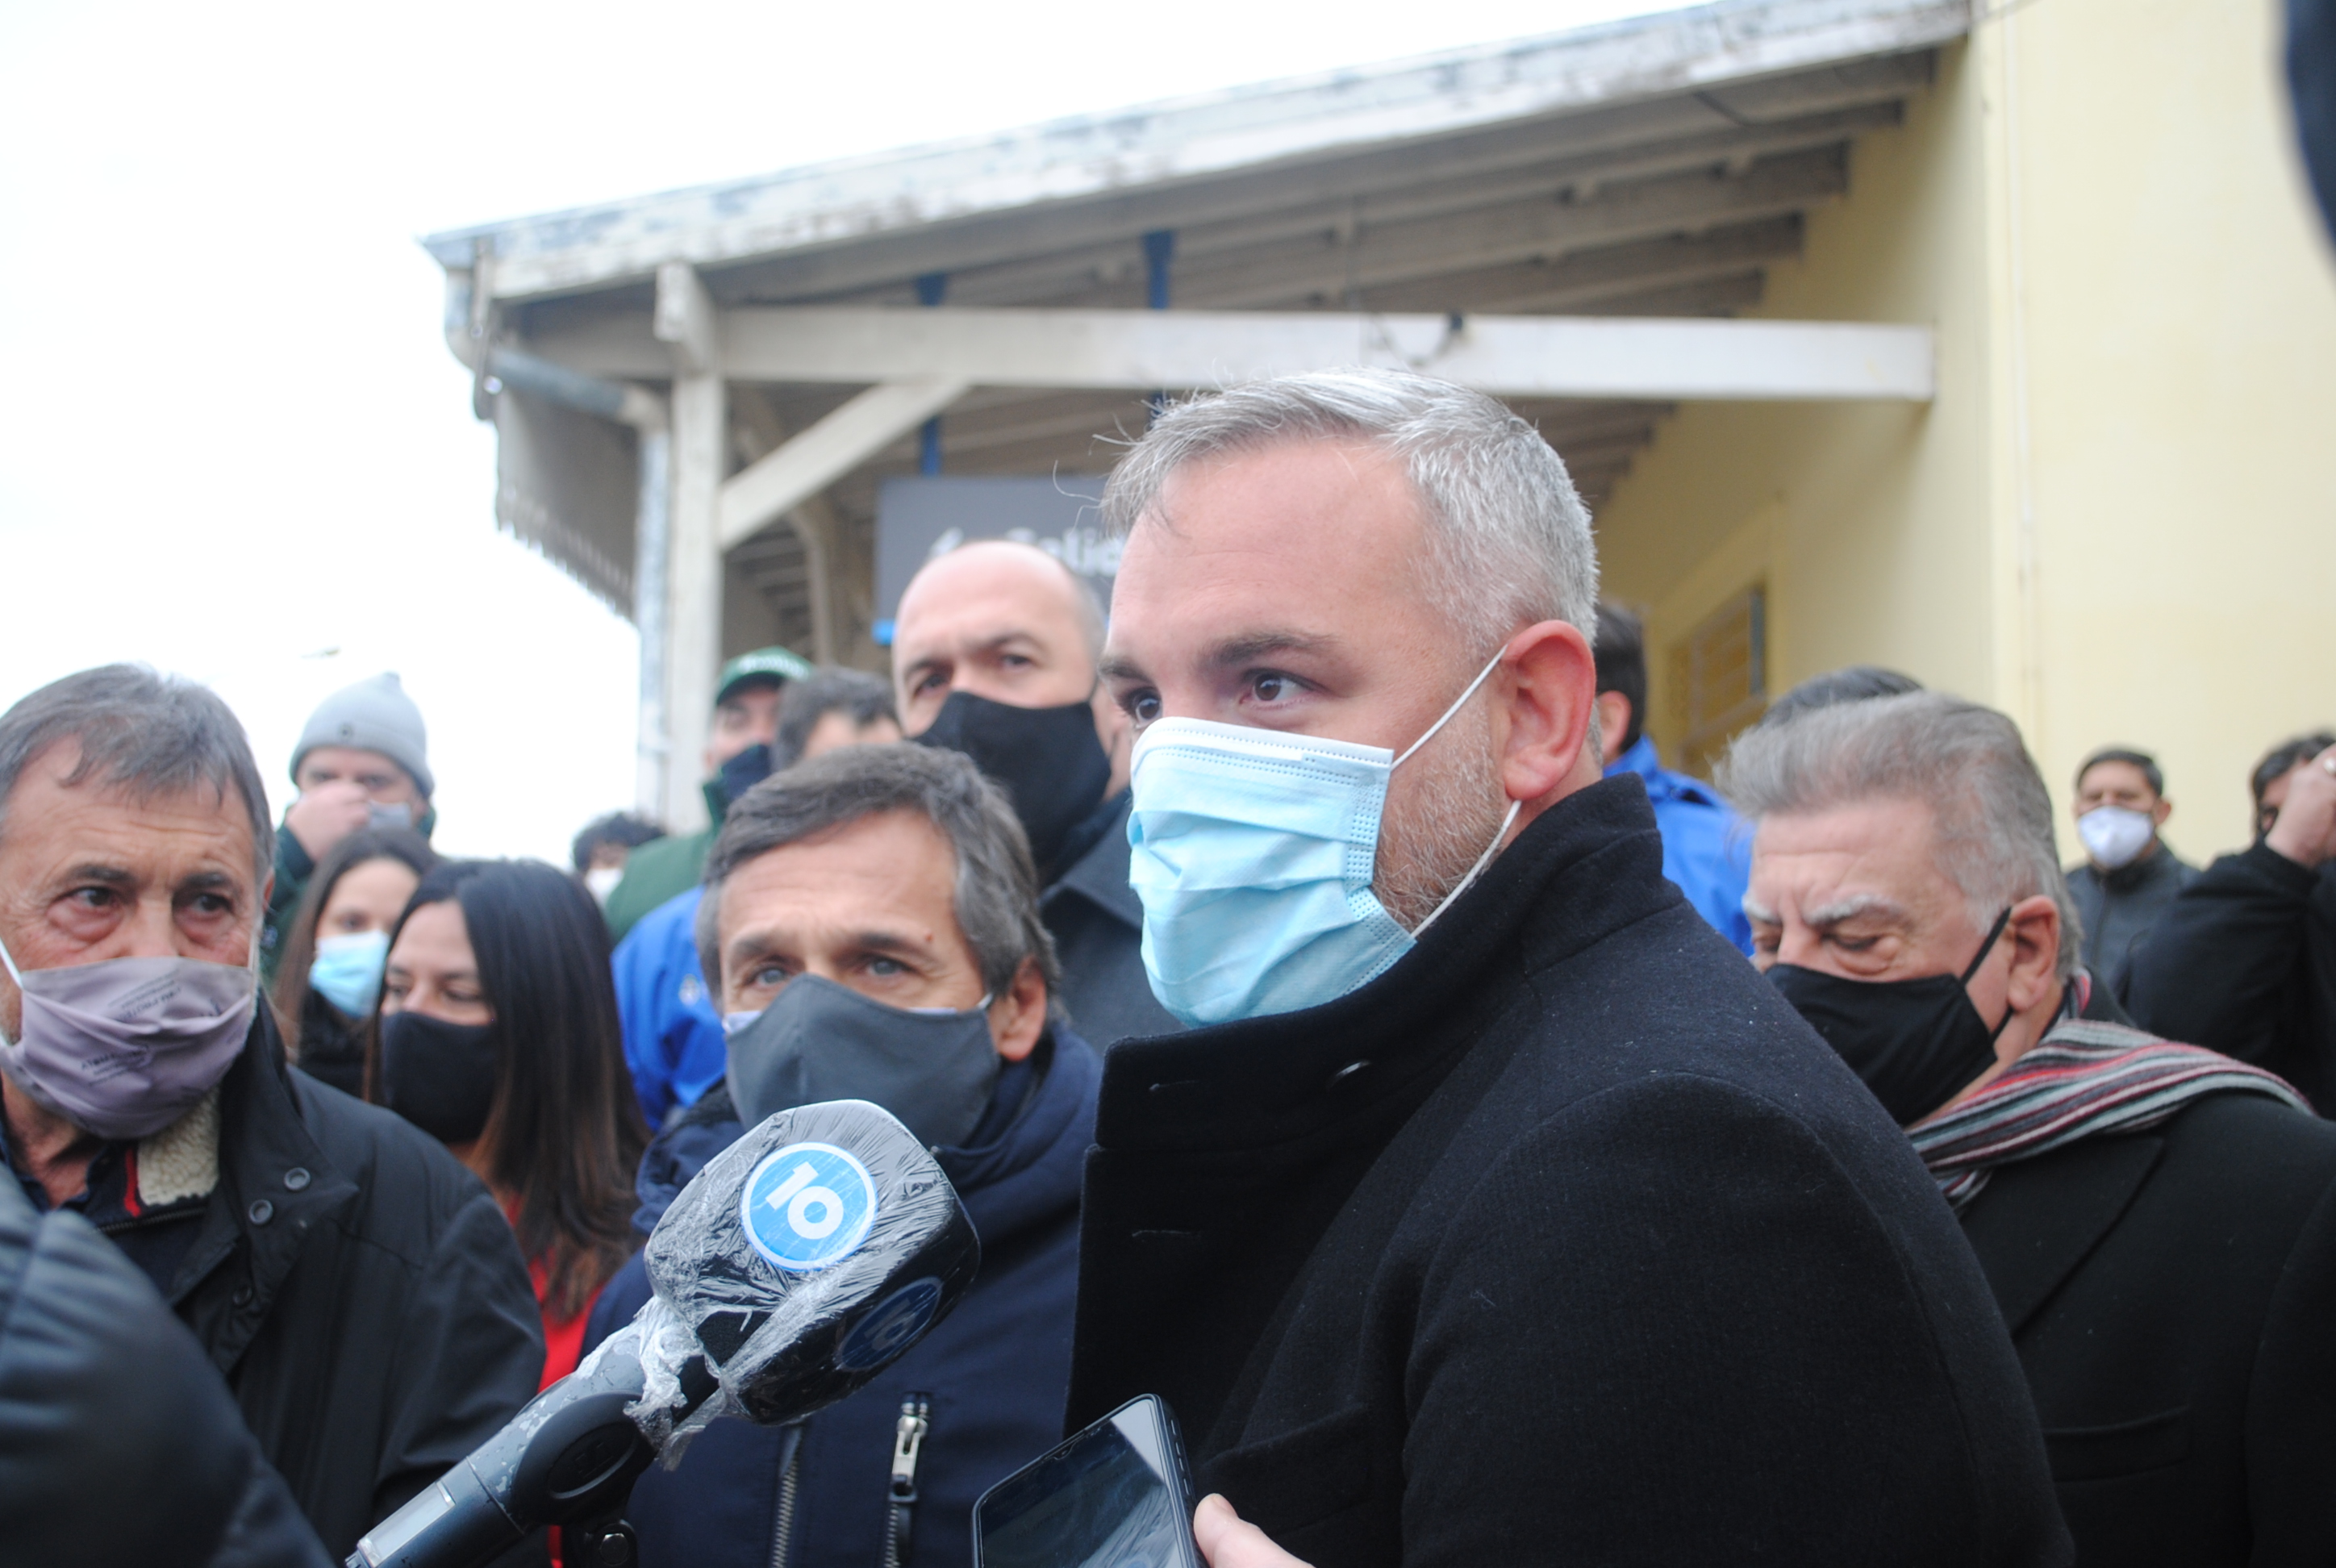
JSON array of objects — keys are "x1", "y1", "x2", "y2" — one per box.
[
  {"x1": 1727, "y1": 690, "x2": 2336, "y2": 1567},
  {"x1": 894, "y1": 538, "x2": 1181, "y2": 1043},
  {"x1": 579, "y1": 742, "x2": 1099, "y2": 1568}
]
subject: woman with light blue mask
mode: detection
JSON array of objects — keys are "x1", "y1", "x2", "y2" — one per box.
[{"x1": 269, "y1": 827, "x2": 437, "y2": 1097}]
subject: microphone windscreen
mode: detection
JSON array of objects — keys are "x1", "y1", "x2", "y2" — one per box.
[{"x1": 643, "y1": 1098, "x2": 981, "y2": 1426}]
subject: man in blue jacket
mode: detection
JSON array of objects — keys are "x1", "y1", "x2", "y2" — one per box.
[
  {"x1": 611, "y1": 667, "x2": 902, "y2": 1126},
  {"x1": 584, "y1": 742, "x2": 1095, "y2": 1568},
  {"x1": 1593, "y1": 602, "x2": 1754, "y2": 953}
]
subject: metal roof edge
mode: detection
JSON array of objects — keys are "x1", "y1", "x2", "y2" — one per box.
[{"x1": 420, "y1": 0, "x2": 1968, "y2": 292}]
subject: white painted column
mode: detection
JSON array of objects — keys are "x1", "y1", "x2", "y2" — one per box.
[{"x1": 657, "y1": 263, "x2": 726, "y2": 832}]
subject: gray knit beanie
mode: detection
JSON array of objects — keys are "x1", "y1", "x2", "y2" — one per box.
[{"x1": 291, "y1": 673, "x2": 434, "y2": 798}]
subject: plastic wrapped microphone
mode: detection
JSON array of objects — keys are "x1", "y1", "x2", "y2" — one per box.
[{"x1": 348, "y1": 1099, "x2": 981, "y2": 1568}]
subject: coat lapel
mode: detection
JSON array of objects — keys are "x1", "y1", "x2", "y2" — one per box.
[{"x1": 1957, "y1": 1132, "x2": 2163, "y2": 1336}]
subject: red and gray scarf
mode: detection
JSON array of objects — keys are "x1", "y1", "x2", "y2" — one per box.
[{"x1": 1909, "y1": 1017, "x2": 2311, "y2": 1209}]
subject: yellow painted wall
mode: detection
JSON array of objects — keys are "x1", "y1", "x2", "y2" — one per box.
[
  {"x1": 1593, "y1": 4, "x2": 2336, "y2": 862},
  {"x1": 2009, "y1": 0, "x2": 2336, "y2": 862},
  {"x1": 1594, "y1": 35, "x2": 2002, "y2": 772}
]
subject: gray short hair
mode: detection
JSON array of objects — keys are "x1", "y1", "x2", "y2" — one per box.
[
  {"x1": 1101, "y1": 369, "x2": 1599, "y2": 653},
  {"x1": 0, "y1": 665, "x2": 273, "y2": 886},
  {"x1": 1718, "y1": 691, "x2": 2080, "y2": 978},
  {"x1": 697, "y1": 743, "x2": 1061, "y2": 1010}
]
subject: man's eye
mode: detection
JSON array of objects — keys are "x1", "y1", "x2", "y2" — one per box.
[
  {"x1": 1249, "y1": 673, "x2": 1295, "y2": 703},
  {"x1": 866, "y1": 956, "x2": 906, "y2": 978},
  {"x1": 751, "y1": 964, "x2": 790, "y2": 989},
  {"x1": 1128, "y1": 692, "x2": 1162, "y2": 725},
  {"x1": 912, "y1": 670, "x2": 948, "y2": 696}
]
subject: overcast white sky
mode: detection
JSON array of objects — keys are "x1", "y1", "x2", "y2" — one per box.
[{"x1": 0, "y1": 0, "x2": 1673, "y2": 865}]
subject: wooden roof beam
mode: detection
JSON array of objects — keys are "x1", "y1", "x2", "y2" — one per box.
[{"x1": 556, "y1": 302, "x2": 1930, "y2": 404}]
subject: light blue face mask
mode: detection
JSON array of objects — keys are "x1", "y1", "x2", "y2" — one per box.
[
  {"x1": 1126, "y1": 651, "x2": 1520, "y2": 1028},
  {"x1": 309, "y1": 930, "x2": 391, "y2": 1017}
]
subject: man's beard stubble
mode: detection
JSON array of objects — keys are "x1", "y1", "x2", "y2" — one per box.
[{"x1": 1373, "y1": 701, "x2": 1512, "y2": 930}]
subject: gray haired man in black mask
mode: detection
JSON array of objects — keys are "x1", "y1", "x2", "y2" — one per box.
[
  {"x1": 577, "y1": 742, "x2": 1101, "y2": 1568},
  {"x1": 893, "y1": 538, "x2": 1180, "y2": 1044},
  {"x1": 1727, "y1": 691, "x2": 2336, "y2": 1565}
]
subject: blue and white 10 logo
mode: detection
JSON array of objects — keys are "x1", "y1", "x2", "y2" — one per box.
[{"x1": 740, "y1": 1142, "x2": 879, "y2": 1272}]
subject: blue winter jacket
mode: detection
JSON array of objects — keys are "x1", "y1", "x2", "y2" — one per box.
[
  {"x1": 1604, "y1": 736, "x2": 1755, "y2": 954},
  {"x1": 582, "y1": 1028, "x2": 1100, "y2": 1568},
  {"x1": 610, "y1": 887, "x2": 727, "y2": 1126}
]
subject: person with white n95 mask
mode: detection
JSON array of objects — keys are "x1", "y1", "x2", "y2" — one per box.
[{"x1": 2064, "y1": 746, "x2": 2197, "y2": 995}]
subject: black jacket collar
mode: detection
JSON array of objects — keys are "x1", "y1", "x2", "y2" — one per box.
[
  {"x1": 1044, "y1": 790, "x2": 1143, "y2": 932},
  {"x1": 173, "y1": 1009, "x2": 361, "y2": 1371},
  {"x1": 1094, "y1": 775, "x2": 1678, "y2": 1154}
]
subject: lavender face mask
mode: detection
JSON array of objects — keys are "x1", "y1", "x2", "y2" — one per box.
[{"x1": 0, "y1": 936, "x2": 256, "y2": 1141}]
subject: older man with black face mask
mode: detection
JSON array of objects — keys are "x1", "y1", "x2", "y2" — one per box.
[
  {"x1": 0, "y1": 666, "x2": 543, "y2": 1561},
  {"x1": 580, "y1": 742, "x2": 1099, "y2": 1568},
  {"x1": 894, "y1": 538, "x2": 1179, "y2": 1045},
  {"x1": 1728, "y1": 691, "x2": 2336, "y2": 1568},
  {"x1": 1074, "y1": 370, "x2": 2067, "y2": 1568}
]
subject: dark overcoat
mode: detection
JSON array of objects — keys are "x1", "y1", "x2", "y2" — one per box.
[
  {"x1": 2124, "y1": 843, "x2": 2336, "y2": 1111},
  {"x1": 1069, "y1": 778, "x2": 2070, "y2": 1566},
  {"x1": 1960, "y1": 1091, "x2": 2336, "y2": 1565}
]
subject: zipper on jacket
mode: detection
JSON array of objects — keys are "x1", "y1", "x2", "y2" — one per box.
[
  {"x1": 880, "y1": 1394, "x2": 932, "y2": 1568},
  {"x1": 770, "y1": 1421, "x2": 805, "y2": 1568}
]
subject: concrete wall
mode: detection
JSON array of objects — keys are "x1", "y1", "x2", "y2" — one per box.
[{"x1": 1593, "y1": 3, "x2": 2336, "y2": 861}]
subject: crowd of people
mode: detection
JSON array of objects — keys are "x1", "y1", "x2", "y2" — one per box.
[{"x1": 6, "y1": 368, "x2": 2336, "y2": 1568}]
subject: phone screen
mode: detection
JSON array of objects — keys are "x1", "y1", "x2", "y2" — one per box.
[{"x1": 976, "y1": 1396, "x2": 1197, "y2": 1568}]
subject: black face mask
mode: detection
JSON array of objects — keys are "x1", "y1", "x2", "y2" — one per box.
[
  {"x1": 378, "y1": 1011, "x2": 501, "y2": 1145},
  {"x1": 915, "y1": 691, "x2": 1111, "y2": 880},
  {"x1": 1767, "y1": 907, "x2": 2015, "y2": 1126},
  {"x1": 725, "y1": 974, "x2": 1001, "y2": 1151},
  {"x1": 715, "y1": 742, "x2": 776, "y2": 814}
]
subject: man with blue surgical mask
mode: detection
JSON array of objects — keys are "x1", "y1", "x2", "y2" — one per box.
[
  {"x1": 0, "y1": 665, "x2": 540, "y2": 1560},
  {"x1": 1072, "y1": 369, "x2": 2066, "y2": 1568},
  {"x1": 2064, "y1": 746, "x2": 2196, "y2": 994},
  {"x1": 580, "y1": 742, "x2": 1100, "y2": 1568}
]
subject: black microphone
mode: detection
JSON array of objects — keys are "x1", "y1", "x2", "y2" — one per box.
[{"x1": 348, "y1": 1099, "x2": 981, "y2": 1568}]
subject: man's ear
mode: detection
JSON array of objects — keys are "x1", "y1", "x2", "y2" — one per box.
[
  {"x1": 2153, "y1": 796, "x2": 2174, "y2": 828},
  {"x1": 2004, "y1": 894, "x2": 2063, "y2": 1014},
  {"x1": 1494, "y1": 619, "x2": 1600, "y2": 811},
  {"x1": 987, "y1": 956, "x2": 1049, "y2": 1062}
]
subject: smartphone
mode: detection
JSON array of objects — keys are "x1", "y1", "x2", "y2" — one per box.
[{"x1": 974, "y1": 1395, "x2": 1203, "y2": 1568}]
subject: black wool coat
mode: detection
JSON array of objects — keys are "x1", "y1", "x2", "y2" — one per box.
[
  {"x1": 2123, "y1": 843, "x2": 2336, "y2": 1112},
  {"x1": 1959, "y1": 1091, "x2": 2336, "y2": 1566},
  {"x1": 1069, "y1": 778, "x2": 2070, "y2": 1568}
]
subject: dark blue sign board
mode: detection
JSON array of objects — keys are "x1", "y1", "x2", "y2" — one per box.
[{"x1": 874, "y1": 476, "x2": 1114, "y2": 643}]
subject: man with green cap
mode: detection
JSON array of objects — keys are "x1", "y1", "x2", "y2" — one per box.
[
  {"x1": 601, "y1": 647, "x2": 813, "y2": 941},
  {"x1": 261, "y1": 673, "x2": 435, "y2": 981}
]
